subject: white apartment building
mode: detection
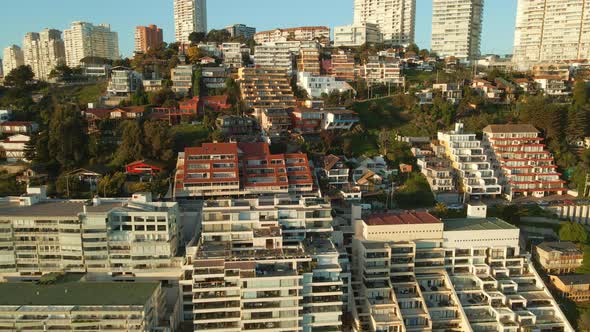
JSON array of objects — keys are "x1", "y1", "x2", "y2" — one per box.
[
  {"x1": 0, "y1": 134, "x2": 30, "y2": 162},
  {"x1": 350, "y1": 211, "x2": 574, "y2": 332},
  {"x1": 353, "y1": 0, "x2": 416, "y2": 46},
  {"x1": 23, "y1": 29, "x2": 65, "y2": 80},
  {"x1": 0, "y1": 189, "x2": 181, "y2": 280},
  {"x1": 107, "y1": 67, "x2": 142, "y2": 96},
  {"x1": 174, "y1": 0, "x2": 207, "y2": 44},
  {"x1": 2, "y1": 45, "x2": 24, "y2": 77},
  {"x1": 221, "y1": 42, "x2": 243, "y2": 68},
  {"x1": 254, "y1": 41, "x2": 302, "y2": 73},
  {"x1": 513, "y1": 0, "x2": 590, "y2": 70},
  {"x1": 254, "y1": 26, "x2": 330, "y2": 45},
  {"x1": 63, "y1": 22, "x2": 120, "y2": 67},
  {"x1": 437, "y1": 123, "x2": 501, "y2": 200},
  {"x1": 431, "y1": 0, "x2": 484, "y2": 61},
  {"x1": 171, "y1": 65, "x2": 194, "y2": 96},
  {"x1": 333, "y1": 22, "x2": 383, "y2": 47},
  {"x1": 362, "y1": 56, "x2": 405, "y2": 86},
  {"x1": 297, "y1": 72, "x2": 354, "y2": 98}
]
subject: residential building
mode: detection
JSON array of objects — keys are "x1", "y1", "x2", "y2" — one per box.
[
  {"x1": 174, "y1": 0, "x2": 207, "y2": 44},
  {"x1": 483, "y1": 124, "x2": 566, "y2": 200},
  {"x1": 237, "y1": 67, "x2": 296, "y2": 112},
  {"x1": 260, "y1": 108, "x2": 291, "y2": 137},
  {"x1": 63, "y1": 21, "x2": 120, "y2": 67},
  {"x1": 432, "y1": 83, "x2": 463, "y2": 104},
  {"x1": 134, "y1": 24, "x2": 163, "y2": 53},
  {"x1": 290, "y1": 108, "x2": 324, "y2": 134},
  {"x1": 323, "y1": 155, "x2": 349, "y2": 186},
  {"x1": 550, "y1": 274, "x2": 590, "y2": 303},
  {"x1": 216, "y1": 115, "x2": 258, "y2": 138},
  {"x1": 84, "y1": 107, "x2": 146, "y2": 125},
  {"x1": 0, "y1": 278, "x2": 169, "y2": 331},
  {"x1": 297, "y1": 72, "x2": 354, "y2": 99},
  {"x1": 350, "y1": 211, "x2": 575, "y2": 332},
  {"x1": 0, "y1": 190, "x2": 181, "y2": 279},
  {"x1": 431, "y1": 0, "x2": 484, "y2": 60},
  {"x1": 333, "y1": 22, "x2": 383, "y2": 47},
  {"x1": 0, "y1": 121, "x2": 39, "y2": 135},
  {"x1": 225, "y1": 23, "x2": 256, "y2": 40},
  {"x1": 322, "y1": 108, "x2": 359, "y2": 130},
  {"x1": 0, "y1": 134, "x2": 30, "y2": 162},
  {"x1": 533, "y1": 76, "x2": 570, "y2": 96},
  {"x1": 23, "y1": 29, "x2": 65, "y2": 80},
  {"x1": 532, "y1": 63, "x2": 571, "y2": 81},
  {"x1": 2, "y1": 45, "x2": 24, "y2": 77},
  {"x1": 107, "y1": 67, "x2": 142, "y2": 96},
  {"x1": 438, "y1": 123, "x2": 501, "y2": 200},
  {"x1": 173, "y1": 142, "x2": 314, "y2": 197},
  {"x1": 417, "y1": 155, "x2": 460, "y2": 204},
  {"x1": 126, "y1": 160, "x2": 165, "y2": 175},
  {"x1": 81, "y1": 64, "x2": 111, "y2": 78},
  {"x1": 171, "y1": 65, "x2": 194, "y2": 96},
  {"x1": 513, "y1": 0, "x2": 590, "y2": 70},
  {"x1": 220, "y1": 42, "x2": 242, "y2": 68},
  {"x1": 535, "y1": 242, "x2": 584, "y2": 274},
  {"x1": 254, "y1": 26, "x2": 330, "y2": 45},
  {"x1": 353, "y1": 0, "x2": 416, "y2": 46},
  {"x1": 352, "y1": 155, "x2": 394, "y2": 193},
  {"x1": 331, "y1": 50, "x2": 356, "y2": 81},
  {"x1": 362, "y1": 56, "x2": 405, "y2": 86},
  {"x1": 298, "y1": 47, "x2": 321, "y2": 75},
  {"x1": 143, "y1": 78, "x2": 164, "y2": 92},
  {"x1": 201, "y1": 66, "x2": 228, "y2": 89},
  {"x1": 254, "y1": 41, "x2": 299, "y2": 72},
  {"x1": 477, "y1": 54, "x2": 515, "y2": 72},
  {"x1": 471, "y1": 78, "x2": 504, "y2": 102}
]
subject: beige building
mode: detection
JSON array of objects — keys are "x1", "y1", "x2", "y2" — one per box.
[
  {"x1": 2, "y1": 45, "x2": 24, "y2": 77},
  {"x1": 298, "y1": 47, "x2": 321, "y2": 75},
  {"x1": 174, "y1": 0, "x2": 207, "y2": 44},
  {"x1": 550, "y1": 274, "x2": 590, "y2": 303},
  {"x1": 171, "y1": 65, "x2": 194, "y2": 96},
  {"x1": 513, "y1": 0, "x2": 590, "y2": 70},
  {"x1": 353, "y1": 0, "x2": 415, "y2": 46},
  {"x1": 535, "y1": 242, "x2": 584, "y2": 274},
  {"x1": 0, "y1": 189, "x2": 181, "y2": 281},
  {"x1": 333, "y1": 22, "x2": 383, "y2": 47},
  {"x1": 23, "y1": 29, "x2": 65, "y2": 80},
  {"x1": 0, "y1": 277, "x2": 169, "y2": 331},
  {"x1": 238, "y1": 67, "x2": 296, "y2": 112},
  {"x1": 431, "y1": 0, "x2": 484, "y2": 60},
  {"x1": 63, "y1": 21, "x2": 119, "y2": 67},
  {"x1": 254, "y1": 26, "x2": 330, "y2": 45}
]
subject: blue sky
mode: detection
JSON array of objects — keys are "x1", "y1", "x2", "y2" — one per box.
[{"x1": 0, "y1": 0, "x2": 517, "y2": 57}]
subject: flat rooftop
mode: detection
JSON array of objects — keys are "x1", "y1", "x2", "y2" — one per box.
[
  {"x1": 364, "y1": 212, "x2": 441, "y2": 226},
  {"x1": 443, "y1": 217, "x2": 518, "y2": 232},
  {"x1": 0, "y1": 277, "x2": 158, "y2": 306},
  {"x1": 0, "y1": 201, "x2": 120, "y2": 217}
]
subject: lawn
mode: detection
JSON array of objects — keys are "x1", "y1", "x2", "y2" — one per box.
[
  {"x1": 352, "y1": 97, "x2": 411, "y2": 130},
  {"x1": 171, "y1": 123, "x2": 211, "y2": 151}
]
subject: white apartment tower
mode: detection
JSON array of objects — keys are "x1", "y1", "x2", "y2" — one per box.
[
  {"x1": 431, "y1": 0, "x2": 484, "y2": 61},
  {"x1": 63, "y1": 21, "x2": 120, "y2": 67},
  {"x1": 174, "y1": 0, "x2": 207, "y2": 44},
  {"x1": 513, "y1": 0, "x2": 590, "y2": 70},
  {"x1": 353, "y1": 0, "x2": 416, "y2": 46},
  {"x1": 23, "y1": 29, "x2": 65, "y2": 80},
  {"x1": 2, "y1": 45, "x2": 24, "y2": 76}
]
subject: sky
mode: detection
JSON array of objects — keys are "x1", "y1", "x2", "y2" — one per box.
[{"x1": 0, "y1": 0, "x2": 517, "y2": 58}]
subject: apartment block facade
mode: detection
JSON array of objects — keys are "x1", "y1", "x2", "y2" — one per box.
[
  {"x1": 173, "y1": 142, "x2": 313, "y2": 198},
  {"x1": 134, "y1": 24, "x2": 163, "y2": 53},
  {"x1": 298, "y1": 47, "x2": 321, "y2": 75},
  {"x1": 362, "y1": 56, "x2": 405, "y2": 86},
  {"x1": 535, "y1": 242, "x2": 584, "y2": 274},
  {"x1": 23, "y1": 29, "x2": 65, "y2": 81},
  {"x1": 350, "y1": 212, "x2": 574, "y2": 332},
  {"x1": 171, "y1": 65, "x2": 194, "y2": 96},
  {"x1": 63, "y1": 21, "x2": 120, "y2": 67},
  {"x1": 0, "y1": 190, "x2": 181, "y2": 280},
  {"x1": 437, "y1": 123, "x2": 501, "y2": 200},
  {"x1": 225, "y1": 23, "x2": 257, "y2": 40},
  {"x1": 254, "y1": 41, "x2": 299, "y2": 73},
  {"x1": 431, "y1": 0, "x2": 484, "y2": 60},
  {"x1": 513, "y1": 0, "x2": 590, "y2": 70},
  {"x1": 254, "y1": 26, "x2": 330, "y2": 45},
  {"x1": 334, "y1": 22, "x2": 383, "y2": 47},
  {"x1": 237, "y1": 67, "x2": 296, "y2": 111},
  {"x1": 483, "y1": 124, "x2": 566, "y2": 201},
  {"x1": 174, "y1": 0, "x2": 207, "y2": 44},
  {"x1": 2, "y1": 45, "x2": 24, "y2": 77},
  {"x1": 221, "y1": 42, "x2": 243, "y2": 68},
  {"x1": 353, "y1": 0, "x2": 416, "y2": 46}
]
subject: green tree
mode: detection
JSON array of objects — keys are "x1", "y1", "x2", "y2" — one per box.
[
  {"x1": 55, "y1": 173, "x2": 85, "y2": 198},
  {"x1": 148, "y1": 88, "x2": 176, "y2": 106},
  {"x1": 567, "y1": 107, "x2": 589, "y2": 142},
  {"x1": 48, "y1": 64, "x2": 74, "y2": 81},
  {"x1": 188, "y1": 32, "x2": 206, "y2": 45},
  {"x1": 192, "y1": 69, "x2": 202, "y2": 97},
  {"x1": 143, "y1": 121, "x2": 174, "y2": 162},
  {"x1": 559, "y1": 221, "x2": 588, "y2": 243},
  {"x1": 573, "y1": 79, "x2": 589, "y2": 109},
  {"x1": 97, "y1": 172, "x2": 126, "y2": 197},
  {"x1": 4, "y1": 65, "x2": 35, "y2": 88},
  {"x1": 113, "y1": 121, "x2": 144, "y2": 166},
  {"x1": 47, "y1": 104, "x2": 88, "y2": 171}
]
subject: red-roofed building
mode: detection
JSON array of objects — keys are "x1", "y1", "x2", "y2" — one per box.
[
  {"x1": 126, "y1": 160, "x2": 165, "y2": 175},
  {"x1": 291, "y1": 108, "x2": 323, "y2": 134},
  {"x1": 0, "y1": 121, "x2": 39, "y2": 135},
  {"x1": 174, "y1": 142, "x2": 313, "y2": 197},
  {"x1": 178, "y1": 96, "x2": 231, "y2": 115}
]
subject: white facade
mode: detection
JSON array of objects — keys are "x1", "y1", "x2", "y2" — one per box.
[
  {"x1": 297, "y1": 72, "x2": 353, "y2": 98},
  {"x1": 333, "y1": 22, "x2": 383, "y2": 47},
  {"x1": 513, "y1": 0, "x2": 590, "y2": 70},
  {"x1": 437, "y1": 123, "x2": 501, "y2": 199},
  {"x1": 362, "y1": 56, "x2": 405, "y2": 86},
  {"x1": 221, "y1": 42, "x2": 242, "y2": 68},
  {"x1": 2, "y1": 45, "x2": 24, "y2": 77},
  {"x1": 23, "y1": 29, "x2": 65, "y2": 81},
  {"x1": 0, "y1": 134, "x2": 30, "y2": 162},
  {"x1": 174, "y1": 0, "x2": 207, "y2": 44},
  {"x1": 107, "y1": 67, "x2": 142, "y2": 95},
  {"x1": 431, "y1": 0, "x2": 484, "y2": 60},
  {"x1": 63, "y1": 22, "x2": 120, "y2": 67},
  {"x1": 353, "y1": 0, "x2": 416, "y2": 46},
  {"x1": 254, "y1": 41, "x2": 302, "y2": 73}
]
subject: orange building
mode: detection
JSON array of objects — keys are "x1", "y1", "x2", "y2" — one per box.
[{"x1": 134, "y1": 25, "x2": 163, "y2": 53}]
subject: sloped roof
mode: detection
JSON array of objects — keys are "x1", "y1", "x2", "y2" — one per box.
[{"x1": 323, "y1": 154, "x2": 341, "y2": 170}]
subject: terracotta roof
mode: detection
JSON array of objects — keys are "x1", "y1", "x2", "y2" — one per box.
[
  {"x1": 364, "y1": 212, "x2": 441, "y2": 226},
  {"x1": 324, "y1": 154, "x2": 341, "y2": 170},
  {"x1": 185, "y1": 142, "x2": 238, "y2": 155},
  {"x1": 238, "y1": 142, "x2": 270, "y2": 156},
  {"x1": 357, "y1": 170, "x2": 377, "y2": 185},
  {"x1": 483, "y1": 124, "x2": 540, "y2": 134},
  {"x1": 1, "y1": 121, "x2": 34, "y2": 126}
]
